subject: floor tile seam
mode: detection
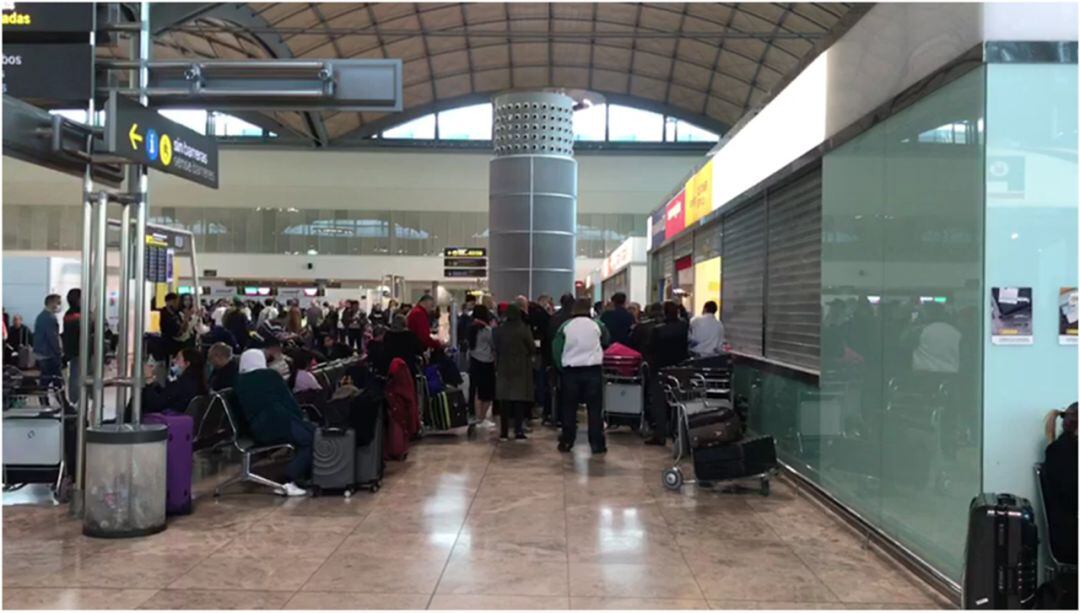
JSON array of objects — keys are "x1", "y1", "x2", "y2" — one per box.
[
  {"x1": 275, "y1": 496, "x2": 361, "y2": 596},
  {"x1": 427, "y1": 437, "x2": 499, "y2": 608},
  {"x1": 780, "y1": 530, "x2": 852, "y2": 605}
]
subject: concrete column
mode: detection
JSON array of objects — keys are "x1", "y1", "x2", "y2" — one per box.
[{"x1": 489, "y1": 92, "x2": 578, "y2": 300}]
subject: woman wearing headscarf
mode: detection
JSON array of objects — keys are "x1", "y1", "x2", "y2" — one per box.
[
  {"x1": 233, "y1": 349, "x2": 313, "y2": 497},
  {"x1": 1043, "y1": 402, "x2": 1078, "y2": 564},
  {"x1": 493, "y1": 303, "x2": 535, "y2": 440}
]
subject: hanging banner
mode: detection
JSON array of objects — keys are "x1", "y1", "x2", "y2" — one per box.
[
  {"x1": 991, "y1": 286, "x2": 1033, "y2": 345},
  {"x1": 664, "y1": 189, "x2": 686, "y2": 238},
  {"x1": 1059, "y1": 287, "x2": 1078, "y2": 345},
  {"x1": 684, "y1": 160, "x2": 714, "y2": 227},
  {"x1": 649, "y1": 207, "x2": 666, "y2": 250}
]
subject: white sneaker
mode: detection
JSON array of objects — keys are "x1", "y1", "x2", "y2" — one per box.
[{"x1": 281, "y1": 482, "x2": 308, "y2": 497}]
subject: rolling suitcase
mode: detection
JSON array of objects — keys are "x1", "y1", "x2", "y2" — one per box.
[
  {"x1": 312, "y1": 427, "x2": 356, "y2": 495},
  {"x1": 963, "y1": 493, "x2": 1038, "y2": 609},
  {"x1": 686, "y1": 403, "x2": 741, "y2": 448},
  {"x1": 740, "y1": 434, "x2": 778, "y2": 475},
  {"x1": 143, "y1": 412, "x2": 194, "y2": 515},
  {"x1": 355, "y1": 407, "x2": 385, "y2": 492}
]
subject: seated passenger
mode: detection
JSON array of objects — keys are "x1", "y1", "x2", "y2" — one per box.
[
  {"x1": 1044, "y1": 402, "x2": 1078, "y2": 564},
  {"x1": 320, "y1": 333, "x2": 354, "y2": 362},
  {"x1": 207, "y1": 342, "x2": 239, "y2": 392},
  {"x1": 234, "y1": 349, "x2": 313, "y2": 497},
  {"x1": 291, "y1": 349, "x2": 323, "y2": 394},
  {"x1": 141, "y1": 347, "x2": 208, "y2": 413},
  {"x1": 201, "y1": 321, "x2": 239, "y2": 353}
]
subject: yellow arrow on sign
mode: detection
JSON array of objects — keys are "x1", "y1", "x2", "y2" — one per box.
[{"x1": 129, "y1": 123, "x2": 143, "y2": 149}]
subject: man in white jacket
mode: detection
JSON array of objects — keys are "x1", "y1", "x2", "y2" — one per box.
[
  {"x1": 552, "y1": 298, "x2": 610, "y2": 454},
  {"x1": 689, "y1": 301, "x2": 725, "y2": 357}
]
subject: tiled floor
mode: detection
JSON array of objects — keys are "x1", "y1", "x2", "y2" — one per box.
[{"x1": 3, "y1": 423, "x2": 951, "y2": 610}]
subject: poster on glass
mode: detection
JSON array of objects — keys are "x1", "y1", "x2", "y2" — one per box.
[
  {"x1": 1059, "y1": 287, "x2": 1077, "y2": 345},
  {"x1": 990, "y1": 287, "x2": 1033, "y2": 345}
]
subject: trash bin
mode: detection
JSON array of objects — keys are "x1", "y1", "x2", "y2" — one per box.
[{"x1": 82, "y1": 424, "x2": 167, "y2": 538}]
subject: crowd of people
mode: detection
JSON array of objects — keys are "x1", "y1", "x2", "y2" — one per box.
[{"x1": 3, "y1": 287, "x2": 730, "y2": 495}]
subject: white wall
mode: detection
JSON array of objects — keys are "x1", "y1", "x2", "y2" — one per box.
[
  {"x1": 2, "y1": 255, "x2": 81, "y2": 325},
  {"x1": 2, "y1": 148, "x2": 702, "y2": 215}
]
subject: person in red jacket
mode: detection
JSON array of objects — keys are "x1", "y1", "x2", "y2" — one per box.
[{"x1": 406, "y1": 295, "x2": 443, "y2": 352}]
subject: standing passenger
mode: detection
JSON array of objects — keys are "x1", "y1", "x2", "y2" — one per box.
[
  {"x1": 600, "y1": 292, "x2": 634, "y2": 346},
  {"x1": 468, "y1": 305, "x2": 496, "y2": 425},
  {"x1": 33, "y1": 295, "x2": 64, "y2": 381},
  {"x1": 688, "y1": 300, "x2": 725, "y2": 357},
  {"x1": 645, "y1": 301, "x2": 689, "y2": 444},
  {"x1": 62, "y1": 289, "x2": 82, "y2": 400},
  {"x1": 494, "y1": 304, "x2": 534, "y2": 440},
  {"x1": 552, "y1": 298, "x2": 610, "y2": 454}
]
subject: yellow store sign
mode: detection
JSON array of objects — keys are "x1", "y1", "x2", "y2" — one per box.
[{"x1": 684, "y1": 160, "x2": 713, "y2": 226}]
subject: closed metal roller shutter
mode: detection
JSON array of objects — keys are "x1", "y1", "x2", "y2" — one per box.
[
  {"x1": 694, "y1": 220, "x2": 722, "y2": 262},
  {"x1": 674, "y1": 234, "x2": 694, "y2": 259},
  {"x1": 721, "y1": 197, "x2": 766, "y2": 356},
  {"x1": 765, "y1": 169, "x2": 822, "y2": 370}
]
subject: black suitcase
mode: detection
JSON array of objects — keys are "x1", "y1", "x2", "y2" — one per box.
[
  {"x1": 354, "y1": 407, "x2": 384, "y2": 492},
  {"x1": 963, "y1": 493, "x2": 1038, "y2": 609},
  {"x1": 693, "y1": 443, "x2": 745, "y2": 480},
  {"x1": 740, "y1": 435, "x2": 778, "y2": 475},
  {"x1": 312, "y1": 427, "x2": 357, "y2": 495}
]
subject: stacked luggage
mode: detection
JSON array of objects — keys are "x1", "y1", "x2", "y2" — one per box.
[
  {"x1": 602, "y1": 343, "x2": 648, "y2": 432},
  {"x1": 308, "y1": 360, "x2": 387, "y2": 495},
  {"x1": 2, "y1": 368, "x2": 74, "y2": 502},
  {"x1": 416, "y1": 355, "x2": 475, "y2": 438},
  {"x1": 660, "y1": 360, "x2": 778, "y2": 495}
]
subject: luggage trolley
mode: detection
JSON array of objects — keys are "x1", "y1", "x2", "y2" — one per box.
[
  {"x1": 2, "y1": 370, "x2": 74, "y2": 502},
  {"x1": 602, "y1": 355, "x2": 648, "y2": 433},
  {"x1": 660, "y1": 369, "x2": 776, "y2": 496},
  {"x1": 415, "y1": 357, "x2": 478, "y2": 439}
]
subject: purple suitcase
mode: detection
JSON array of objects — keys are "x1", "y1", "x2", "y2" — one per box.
[{"x1": 144, "y1": 412, "x2": 194, "y2": 515}]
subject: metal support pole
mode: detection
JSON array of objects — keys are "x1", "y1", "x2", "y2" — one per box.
[
  {"x1": 115, "y1": 204, "x2": 131, "y2": 413},
  {"x1": 129, "y1": 2, "x2": 151, "y2": 426},
  {"x1": 72, "y1": 184, "x2": 93, "y2": 516},
  {"x1": 91, "y1": 192, "x2": 108, "y2": 427}
]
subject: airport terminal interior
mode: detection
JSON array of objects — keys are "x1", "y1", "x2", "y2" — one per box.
[{"x1": 0, "y1": 1, "x2": 1077, "y2": 611}]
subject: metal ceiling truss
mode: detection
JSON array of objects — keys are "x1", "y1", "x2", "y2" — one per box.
[{"x1": 146, "y1": 2, "x2": 858, "y2": 144}]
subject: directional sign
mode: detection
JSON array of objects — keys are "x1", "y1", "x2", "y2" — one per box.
[
  {"x1": 104, "y1": 92, "x2": 219, "y2": 189},
  {"x1": 2, "y1": 43, "x2": 92, "y2": 106},
  {"x1": 1, "y1": 3, "x2": 94, "y2": 36},
  {"x1": 445, "y1": 268, "x2": 488, "y2": 279},
  {"x1": 445, "y1": 247, "x2": 487, "y2": 258}
]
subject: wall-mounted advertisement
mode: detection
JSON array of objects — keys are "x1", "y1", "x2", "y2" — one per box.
[
  {"x1": 991, "y1": 286, "x2": 1033, "y2": 345},
  {"x1": 664, "y1": 190, "x2": 686, "y2": 238},
  {"x1": 692, "y1": 256, "x2": 721, "y2": 316},
  {"x1": 1059, "y1": 287, "x2": 1078, "y2": 345},
  {"x1": 684, "y1": 160, "x2": 713, "y2": 227},
  {"x1": 650, "y1": 207, "x2": 666, "y2": 251}
]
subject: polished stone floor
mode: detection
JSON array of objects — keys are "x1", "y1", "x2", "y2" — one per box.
[{"x1": 2, "y1": 424, "x2": 951, "y2": 610}]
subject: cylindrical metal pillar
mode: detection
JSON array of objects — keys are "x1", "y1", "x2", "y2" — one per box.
[
  {"x1": 115, "y1": 204, "x2": 131, "y2": 413},
  {"x1": 129, "y1": 1, "x2": 151, "y2": 426},
  {"x1": 489, "y1": 92, "x2": 578, "y2": 301}
]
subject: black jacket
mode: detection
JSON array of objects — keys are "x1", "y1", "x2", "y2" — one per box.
[
  {"x1": 648, "y1": 317, "x2": 689, "y2": 370},
  {"x1": 370, "y1": 329, "x2": 423, "y2": 374},
  {"x1": 600, "y1": 306, "x2": 635, "y2": 346},
  {"x1": 209, "y1": 358, "x2": 239, "y2": 392},
  {"x1": 160, "y1": 306, "x2": 184, "y2": 354},
  {"x1": 1044, "y1": 434, "x2": 1078, "y2": 564},
  {"x1": 143, "y1": 368, "x2": 206, "y2": 414},
  {"x1": 223, "y1": 309, "x2": 251, "y2": 350},
  {"x1": 62, "y1": 308, "x2": 80, "y2": 359}
]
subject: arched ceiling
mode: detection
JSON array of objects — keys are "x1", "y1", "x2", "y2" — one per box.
[{"x1": 142, "y1": 2, "x2": 862, "y2": 145}]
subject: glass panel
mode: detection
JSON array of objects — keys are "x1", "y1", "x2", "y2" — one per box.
[
  {"x1": 982, "y1": 65, "x2": 1078, "y2": 534},
  {"x1": 817, "y1": 69, "x2": 984, "y2": 581},
  {"x1": 675, "y1": 119, "x2": 720, "y2": 142},
  {"x1": 608, "y1": 104, "x2": 663, "y2": 142},
  {"x1": 383, "y1": 114, "x2": 436, "y2": 139},
  {"x1": 573, "y1": 104, "x2": 606, "y2": 141},
  {"x1": 158, "y1": 109, "x2": 207, "y2": 135},
  {"x1": 214, "y1": 113, "x2": 265, "y2": 137},
  {"x1": 438, "y1": 103, "x2": 493, "y2": 140}
]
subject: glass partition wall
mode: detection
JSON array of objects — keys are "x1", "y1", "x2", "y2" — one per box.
[{"x1": 817, "y1": 69, "x2": 986, "y2": 581}]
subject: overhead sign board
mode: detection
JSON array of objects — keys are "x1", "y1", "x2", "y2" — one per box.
[
  {"x1": 1, "y1": 2, "x2": 94, "y2": 35},
  {"x1": 104, "y1": 93, "x2": 219, "y2": 189},
  {"x1": 684, "y1": 160, "x2": 713, "y2": 227},
  {"x1": 650, "y1": 207, "x2": 666, "y2": 251},
  {"x1": 2, "y1": 43, "x2": 92, "y2": 105},
  {"x1": 445, "y1": 257, "x2": 487, "y2": 268},
  {"x1": 444, "y1": 247, "x2": 487, "y2": 258},
  {"x1": 664, "y1": 189, "x2": 686, "y2": 238},
  {"x1": 445, "y1": 268, "x2": 488, "y2": 279}
]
